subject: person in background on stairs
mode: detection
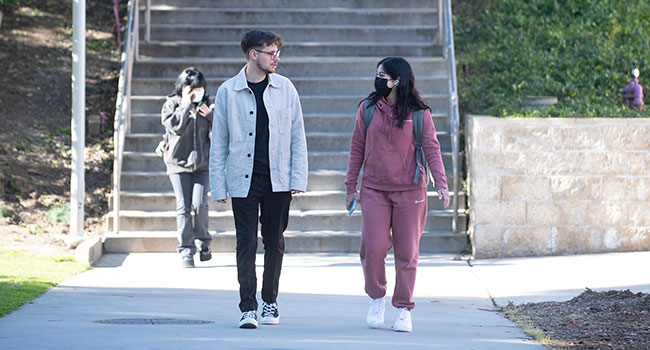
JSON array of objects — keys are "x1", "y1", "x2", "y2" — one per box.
[
  {"x1": 161, "y1": 67, "x2": 214, "y2": 268},
  {"x1": 344, "y1": 57, "x2": 450, "y2": 332},
  {"x1": 209, "y1": 30, "x2": 308, "y2": 329}
]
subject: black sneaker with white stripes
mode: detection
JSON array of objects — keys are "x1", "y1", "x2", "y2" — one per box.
[
  {"x1": 260, "y1": 302, "x2": 280, "y2": 325},
  {"x1": 239, "y1": 310, "x2": 258, "y2": 329}
]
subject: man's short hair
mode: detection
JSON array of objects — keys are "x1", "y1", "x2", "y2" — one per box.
[{"x1": 240, "y1": 30, "x2": 283, "y2": 58}]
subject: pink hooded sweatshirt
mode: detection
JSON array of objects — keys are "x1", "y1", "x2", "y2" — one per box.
[{"x1": 345, "y1": 97, "x2": 448, "y2": 195}]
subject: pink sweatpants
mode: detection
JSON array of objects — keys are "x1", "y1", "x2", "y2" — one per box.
[{"x1": 359, "y1": 186, "x2": 428, "y2": 310}]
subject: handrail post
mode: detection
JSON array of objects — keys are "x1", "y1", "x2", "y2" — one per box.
[
  {"x1": 443, "y1": 0, "x2": 461, "y2": 234},
  {"x1": 145, "y1": 0, "x2": 151, "y2": 43}
]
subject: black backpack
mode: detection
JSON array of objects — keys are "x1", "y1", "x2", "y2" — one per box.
[{"x1": 361, "y1": 99, "x2": 430, "y2": 185}]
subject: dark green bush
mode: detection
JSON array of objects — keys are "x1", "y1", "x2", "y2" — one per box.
[{"x1": 454, "y1": 0, "x2": 650, "y2": 118}]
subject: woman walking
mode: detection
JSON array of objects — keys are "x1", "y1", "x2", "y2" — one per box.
[
  {"x1": 161, "y1": 67, "x2": 213, "y2": 268},
  {"x1": 344, "y1": 57, "x2": 450, "y2": 332}
]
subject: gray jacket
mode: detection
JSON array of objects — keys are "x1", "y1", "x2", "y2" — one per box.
[
  {"x1": 209, "y1": 66, "x2": 308, "y2": 199},
  {"x1": 161, "y1": 94, "x2": 213, "y2": 174}
]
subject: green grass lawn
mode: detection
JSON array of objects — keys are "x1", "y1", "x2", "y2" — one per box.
[{"x1": 0, "y1": 249, "x2": 89, "y2": 317}]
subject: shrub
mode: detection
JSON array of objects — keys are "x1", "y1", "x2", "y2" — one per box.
[
  {"x1": 47, "y1": 205, "x2": 70, "y2": 224},
  {"x1": 455, "y1": 0, "x2": 650, "y2": 118}
]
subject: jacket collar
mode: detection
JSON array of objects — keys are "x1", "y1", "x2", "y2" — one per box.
[{"x1": 234, "y1": 65, "x2": 283, "y2": 91}]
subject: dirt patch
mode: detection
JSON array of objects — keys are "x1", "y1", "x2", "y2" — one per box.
[
  {"x1": 504, "y1": 289, "x2": 650, "y2": 350},
  {"x1": 0, "y1": 0, "x2": 124, "y2": 256}
]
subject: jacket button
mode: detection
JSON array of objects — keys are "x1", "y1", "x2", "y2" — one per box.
[
  {"x1": 249, "y1": 111, "x2": 254, "y2": 115},
  {"x1": 249, "y1": 91, "x2": 252, "y2": 94},
  {"x1": 245, "y1": 175, "x2": 249, "y2": 178},
  {"x1": 249, "y1": 132, "x2": 253, "y2": 136},
  {"x1": 247, "y1": 154, "x2": 251, "y2": 157}
]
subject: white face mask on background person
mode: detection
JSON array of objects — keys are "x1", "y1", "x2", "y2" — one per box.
[{"x1": 192, "y1": 89, "x2": 205, "y2": 103}]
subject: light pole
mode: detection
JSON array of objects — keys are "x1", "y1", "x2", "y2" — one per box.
[{"x1": 70, "y1": 0, "x2": 85, "y2": 236}]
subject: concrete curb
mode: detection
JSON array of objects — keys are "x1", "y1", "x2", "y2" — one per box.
[{"x1": 74, "y1": 236, "x2": 103, "y2": 264}]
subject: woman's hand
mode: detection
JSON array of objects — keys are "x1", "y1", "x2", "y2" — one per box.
[
  {"x1": 346, "y1": 192, "x2": 359, "y2": 210},
  {"x1": 181, "y1": 85, "x2": 193, "y2": 105},
  {"x1": 198, "y1": 103, "x2": 211, "y2": 117},
  {"x1": 437, "y1": 188, "x2": 450, "y2": 209}
]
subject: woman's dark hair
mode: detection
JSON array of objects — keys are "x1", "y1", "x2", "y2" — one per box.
[
  {"x1": 360, "y1": 57, "x2": 430, "y2": 128},
  {"x1": 240, "y1": 30, "x2": 283, "y2": 58},
  {"x1": 173, "y1": 67, "x2": 207, "y2": 96}
]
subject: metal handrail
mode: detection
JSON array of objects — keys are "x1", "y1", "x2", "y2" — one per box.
[
  {"x1": 442, "y1": 0, "x2": 461, "y2": 234},
  {"x1": 112, "y1": 0, "x2": 138, "y2": 234}
]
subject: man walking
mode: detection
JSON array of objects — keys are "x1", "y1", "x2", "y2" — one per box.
[{"x1": 209, "y1": 30, "x2": 308, "y2": 329}]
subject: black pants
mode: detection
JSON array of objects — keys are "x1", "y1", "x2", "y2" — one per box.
[{"x1": 231, "y1": 173, "x2": 292, "y2": 312}]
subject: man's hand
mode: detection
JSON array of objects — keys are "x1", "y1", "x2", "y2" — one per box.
[
  {"x1": 437, "y1": 188, "x2": 450, "y2": 209},
  {"x1": 181, "y1": 85, "x2": 193, "y2": 105},
  {"x1": 346, "y1": 192, "x2": 359, "y2": 211}
]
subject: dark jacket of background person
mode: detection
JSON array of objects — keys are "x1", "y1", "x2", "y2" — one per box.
[{"x1": 161, "y1": 94, "x2": 213, "y2": 174}]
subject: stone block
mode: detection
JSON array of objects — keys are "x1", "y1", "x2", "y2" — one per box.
[
  {"x1": 471, "y1": 127, "x2": 502, "y2": 152},
  {"x1": 602, "y1": 177, "x2": 639, "y2": 200},
  {"x1": 585, "y1": 201, "x2": 628, "y2": 226},
  {"x1": 472, "y1": 200, "x2": 525, "y2": 225},
  {"x1": 471, "y1": 152, "x2": 526, "y2": 175},
  {"x1": 502, "y1": 226, "x2": 551, "y2": 255},
  {"x1": 552, "y1": 127, "x2": 602, "y2": 150},
  {"x1": 551, "y1": 177, "x2": 600, "y2": 201},
  {"x1": 502, "y1": 176, "x2": 550, "y2": 201},
  {"x1": 470, "y1": 176, "x2": 501, "y2": 200},
  {"x1": 527, "y1": 202, "x2": 585, "y2": 226},
  {"x1": 552, "y1": 226, "x2": 604, "y2": 253},
  {"x1": 629, "y1": 202, "x2": 650, "y2": 226},
  {"x1": 577, "y1": 152, "x2": 627, "y2": 175},
  {"x1": 503, "y1": 127, "x2": 551, "y2": 152},
  {"x1": 629, "y1": 152, "x2": 650, "y2": 175},
  {"x1": 472, "y1": 225, "x2": 502, "y2": 254},
  {"x1": 527, "y1": 152, "x2": 577, "y2": 175},
  {"x1": 603, "y1": 127, "x2": 650, "y2": 151},
  {"x1": 615, "y1": 227, "x2": 650, "y2": 251}
]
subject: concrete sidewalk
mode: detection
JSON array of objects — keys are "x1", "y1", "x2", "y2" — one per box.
[{"x1": 1, "y1": 251, "x2": 649, "y2": 349}]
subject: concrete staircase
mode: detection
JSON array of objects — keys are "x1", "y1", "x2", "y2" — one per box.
[{"x1": 106, "y1": 0, "x2": 469, "y2": 253}]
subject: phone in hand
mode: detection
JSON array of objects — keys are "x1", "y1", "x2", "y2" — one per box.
[{"x1": 348, "y1": 199, "x2": 356, "y2": 216}]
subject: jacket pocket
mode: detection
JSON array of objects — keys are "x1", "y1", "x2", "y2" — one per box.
[{"x1": 277, "y1": 108, "x2": 291, "y2": 134}]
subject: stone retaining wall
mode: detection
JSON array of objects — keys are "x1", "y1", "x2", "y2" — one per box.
[{"x1": 466, "y1": 116, "x2": 650, "y2": 258}]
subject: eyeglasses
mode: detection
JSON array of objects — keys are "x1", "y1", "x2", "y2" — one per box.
[{"x1": 254, "y1": 49, "x2": 281, "y2": 59}]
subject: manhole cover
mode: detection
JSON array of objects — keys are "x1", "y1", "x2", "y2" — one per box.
[{"x1": 94, "y1": 318, "x2": 212, "y2": 325}]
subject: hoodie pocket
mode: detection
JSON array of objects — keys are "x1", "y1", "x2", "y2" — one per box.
[{"x1": 364, "y1": 150, "x2": 408, "y2": 184}]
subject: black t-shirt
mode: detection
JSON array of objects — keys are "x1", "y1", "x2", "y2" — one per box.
[{"x1": 247, "y1": 76, "x2": 270, "y2": 175}]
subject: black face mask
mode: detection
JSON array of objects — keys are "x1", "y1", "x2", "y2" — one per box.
[{"x1": 374, "y1": 77, "x2": 392, "y2": 97}]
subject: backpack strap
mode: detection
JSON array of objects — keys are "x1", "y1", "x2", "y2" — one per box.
[
  {"x1": 362, "y1": 99, "x2": 375, "y2": 135},
  {"x1": 412, "y1": 109, "x2": 427, "y2": 184}
]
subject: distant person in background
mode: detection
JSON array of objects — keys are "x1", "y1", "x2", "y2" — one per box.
[
  {"x1": 209, "y1": 30, "x2": 308, "y2": 329},
  {"x1": 621, "y1": 68, "x2": 644, "y2": 111},
  {"x1": 344, "y1": 57, "x2": 450, "y2": 332},
  {"x1": 161, "y1": 67, "x2": 213, "y2": 268}
]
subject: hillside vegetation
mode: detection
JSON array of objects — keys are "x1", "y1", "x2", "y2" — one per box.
[{"x1": 454, "y1": 0, "x2": 650, "y2": 118}]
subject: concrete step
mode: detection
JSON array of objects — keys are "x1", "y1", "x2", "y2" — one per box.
[
  {"x1": 130, "y1": 112, "x2": 451, "y2": 134},
  {"x1": 142, "y1": 24, "x2": 439, "y2": 43},
  {"x1": 132, "y1": 56, "x2": 446, "y2": 78},
  {"x1": 131, "y1": 75, "x2": 448, "y2": 96},
  {"x1": 107, "y1": 209, "x2": 468, "y2": 232},
  {"x1": 146, "y1": 0, "x2": 438, "y2": 9},
  {"x1": 121, "y1": 150, "x2": 454, "y2": 173},
  {"x1": 103, "y1": 230, "x2": 469, "y2": 254},
  {"x1": 124, "y1": 131, "x2": 451, "y2": 153},
  {"x1": 121, "y1": 169, "x2": 351, "y2": 192},
  {"x1": 130, "y1": 94, "x2": 449, "y2": 115},
  {"x1": 141, "y1": 8, "x2": 438, "y2": 26},
  {"x1": 138, "y1": 41, "x2": 443, "y2": 59},
  {"x1": 116, "y1": 190, "x2": 465, "y2": 211}
]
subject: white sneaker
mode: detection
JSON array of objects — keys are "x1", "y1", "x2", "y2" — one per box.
[
  {"x1": 393, "y1": 307, "x2": 412, "y2": 332},
  {"x1": 260, "y1": 302, "x2": 280, "y2": 325},
  {"x1": 366, "y1": 297, "x2": 385, "y2": 328},
  {"x1": 239, "y1": 310, "x2": 258, "y2": 329}
]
